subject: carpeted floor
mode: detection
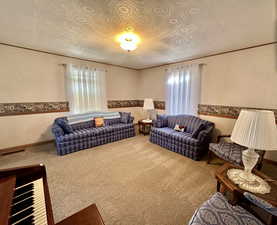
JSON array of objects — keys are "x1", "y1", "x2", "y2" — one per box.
[{"x1": 0, "y1": 135, "x2": 275, "y2": 225}]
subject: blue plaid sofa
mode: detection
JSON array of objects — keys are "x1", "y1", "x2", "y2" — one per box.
[
  {"x1": 52, "y1": 114, "x2": 135, "y2": 155},
  {"x1": 150, "y1": 114, "x2": 214, "y2": 160}
]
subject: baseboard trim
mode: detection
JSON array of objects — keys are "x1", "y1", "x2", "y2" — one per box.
[{"x1": 0, "y1": 140, "x2": 54, "y2": 155}]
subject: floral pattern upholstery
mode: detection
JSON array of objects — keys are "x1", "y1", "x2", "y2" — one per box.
[
  {"x1": 189, "y1": 192, "x2": 264, "y2": 225},
  {"x1": 209, "y1": 142, "x2": 264, "y2": 166}
]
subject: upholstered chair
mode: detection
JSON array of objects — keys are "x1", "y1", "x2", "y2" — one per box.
[
  {"x1": 207, "y1": 135, "x2": 265, "y2": 170},
  {"x1": 188, "y1": 192, "x2": 276, "y2": 225}
]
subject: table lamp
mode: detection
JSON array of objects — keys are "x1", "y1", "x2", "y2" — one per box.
[
  {"x1": 228, "y1": 110, "x2": 277, "y2": 194},
  {"x1": 143, "y1": 98, "x2": 154, "y2": 122}
]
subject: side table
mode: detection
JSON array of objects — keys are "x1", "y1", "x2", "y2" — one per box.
[
  {"x1": 215, "y1": 163, "x2": 277, "y2": 225},
  {"x1": 215, "y1": 163, "x2": 277, "y2": 206},
  {"x1": 138, "y1": 120, "x2": 153, "y2": 135}
]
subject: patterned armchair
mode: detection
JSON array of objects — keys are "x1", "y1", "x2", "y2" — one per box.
[
  {"x1": 188, "y1": 192, "x2": 276, "y2": 225},
  {"x1": 150, "y1": 114, "x2": 214, "y2": 160},
  {"x1": 52, "y1": 114, "x2": 135, "y2": 155},
  {"x1": 208, "y1": 135, "x2": 265, "y2": 170}
]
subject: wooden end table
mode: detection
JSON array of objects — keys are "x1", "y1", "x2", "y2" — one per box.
[
  {"x1": 215, "y1": 163, "x2": 277, "y2": 225},
  {"x1": 138, "y1": 120, "x2": 153, "y2": 135},
  {"x1": 215, "y1": 163, "x2": 277, "y2": 206}
]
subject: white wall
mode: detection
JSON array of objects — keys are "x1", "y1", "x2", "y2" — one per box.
[
  {"x1": 138, "y1": 44, "x2": 277, "y2": 161},
  {"x1": 1, "y1": 43, "x2": 277, "y2": 161},
  {"x1": 0, "y1": 44, "x2": 140, "y2": 149}
]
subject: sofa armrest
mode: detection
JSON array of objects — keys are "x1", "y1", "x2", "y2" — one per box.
[
  {"x1": 197, "y1": 125, "x2": 214, "y2": 143},
  {"x1": 52, "y1": 124, "x2": 64, "y2": 138}
]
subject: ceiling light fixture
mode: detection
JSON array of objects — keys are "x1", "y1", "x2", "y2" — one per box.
[{"x1": 116, "y1": 27, "x2": 140, "y2": 52}]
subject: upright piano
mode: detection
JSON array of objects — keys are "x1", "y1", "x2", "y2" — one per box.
[{"x1": 0, "y1": 164, "x2": 105, "y2": 225}]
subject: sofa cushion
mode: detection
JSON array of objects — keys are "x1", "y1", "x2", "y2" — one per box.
[
  {"x1": 191, "y1": 123, "x2": 205, "y2": 138},
  {"x1": 110, "y1": 123, "x2": 134, "y2": 130},
  {"x1": 56, "y1": 119, "x2": 73, "y2": 134},
  {"x1": 151, "y1": 127, "x2": 198, "y2": 144},
  {"x1": 120, "y1": 112, "x2": 131, "y2": 123},
  {"x1": 70, "y1": 119, "x2": 95, "y2": 131},
  {"x1": 104, "y1": 118, "x2": 122, "y2": 126},
  {"x1": 154, "y1": 120, "x2": 163, "y2": 128},
  {"x1": 151, "y1": 127, "x2": 175, "y2": 136},
  {"x1": 189, "y1": 192, "x2": 264, "y2": 225},
  {"x1": 156, "y1": 114, "x2": 168, "y2": 127},
  {"x1": 57, "y1": 128, "x2": 97, "y2": 142}
]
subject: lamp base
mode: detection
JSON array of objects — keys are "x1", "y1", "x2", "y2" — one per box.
[{"x1": 227, "y1": 168, "x2": 271, "y2": 194}]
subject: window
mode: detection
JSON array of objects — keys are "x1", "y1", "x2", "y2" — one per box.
[
  {"x1": 166, "y1": 64, "x2": 201, "y2": 115},
  {"x1": 65, "y1": 64, "x2": 107, "y2": 114}
]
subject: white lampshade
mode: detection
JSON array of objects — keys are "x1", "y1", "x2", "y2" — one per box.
[
  {"x1": 143, "y1": 98, "x2": 154, "y2": 110},
  {"x1": 231, "y1": 110, "x2": 277, "y2": 151}
]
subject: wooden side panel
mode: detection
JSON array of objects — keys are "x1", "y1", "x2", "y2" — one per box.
[{"x1": 0, "y1": 176, "x2": 16, "y2": 225}]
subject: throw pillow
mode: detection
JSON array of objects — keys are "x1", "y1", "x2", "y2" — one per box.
[
  {"x1": 179, "y1": 125, "x2": 186, "y2": 132},
  {"x1": 174, "y1": 124, "x2": 180, "y2": 131},
  {"x1": 56, "y1": 119, "x2": 73, "y2": 134},
  {"x1": 174, "y1": 124, "x2": 185, "y2": 132},
  {"x1": 95, "y1": 117, "x2": 104, "y2": 127},
  {"x1": 120, "y1": 112, "x2": 131, "y2": 124},
  {"x1": 191, "y1": 124, "x2": 205, "y2": 138},
  {"x1": 156, "y1": 114, "x2": 168, "y2": 127},
  {"x1": 155, "y1": 120, "x2": 163, "y2": 128}
]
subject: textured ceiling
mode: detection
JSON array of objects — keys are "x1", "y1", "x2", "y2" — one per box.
[{"x1": 0, "y1": 0, "x2": 275, "y2": 69}]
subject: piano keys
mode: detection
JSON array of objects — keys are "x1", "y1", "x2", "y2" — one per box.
[
  {"x1": 0, "y1": 164, "x2": 55, "y2": 225},
  {"x1": 10, "y1": 178, "x2": 47, "y2": 225},
  {"x1": 0, "y1": 164, "x2": 105, "y2": 225}
]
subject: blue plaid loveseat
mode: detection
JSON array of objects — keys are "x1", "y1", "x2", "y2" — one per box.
[
  {"x1": 150, "y1": 114, "x2": 214, "y2": 160},
  {"x1": 52, "y1": 114, "x2": 135, "y2": 155}
]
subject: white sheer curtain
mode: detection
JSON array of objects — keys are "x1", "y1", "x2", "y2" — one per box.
[
  {"x1": 66, "y1": 64, "x2": 107, "y2": 114},
  {"x1": 166, "y1": 64, "x2": 201, "y2": 115}
]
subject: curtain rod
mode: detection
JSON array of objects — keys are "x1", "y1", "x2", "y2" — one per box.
[
  {"x1": 164, "y1": 63, "x2": 206, "y2": 71},
  {"x1": 59, "y1": 63, "x2": 108, "y2": 72}
]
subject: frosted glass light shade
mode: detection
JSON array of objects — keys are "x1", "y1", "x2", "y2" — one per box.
[
  {"x1": 143, "y1": 98, "x2": 154, "y2": 110},
  {"x1": 231, "y1": 110, "x2": 277, "y2": 151}
]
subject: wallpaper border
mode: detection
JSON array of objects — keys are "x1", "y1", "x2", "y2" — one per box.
[
  {"x1": 198, "y1": 104, "x2": 277, "y2": 120},
  {"x1": 0, "y1": 102, "x2": 69, "y2": 117},
  {"x1": 0, "y1": 100, "x2": 165, "y2": 116},
  {"x1": 107, "y1": 100, "x2": 165, "y2": 110},
  {"x1": 2, "y1": 102, "x2": 276, "y2": 118}
]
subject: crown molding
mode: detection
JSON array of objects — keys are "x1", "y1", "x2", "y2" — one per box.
[
  {"x1": 1, "y1": 41, "x2": 276, "y2": 71},
  {"x1": 139, "y1": 41, "x2": 277, "y2": 70},
  {"x1": 0, "y1": 42, "x2": 139, "y2": 71}
]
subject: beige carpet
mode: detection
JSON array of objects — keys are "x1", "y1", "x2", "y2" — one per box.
[{"x1": 0, "y1": 136, "x2": 232, "y2": 224}]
